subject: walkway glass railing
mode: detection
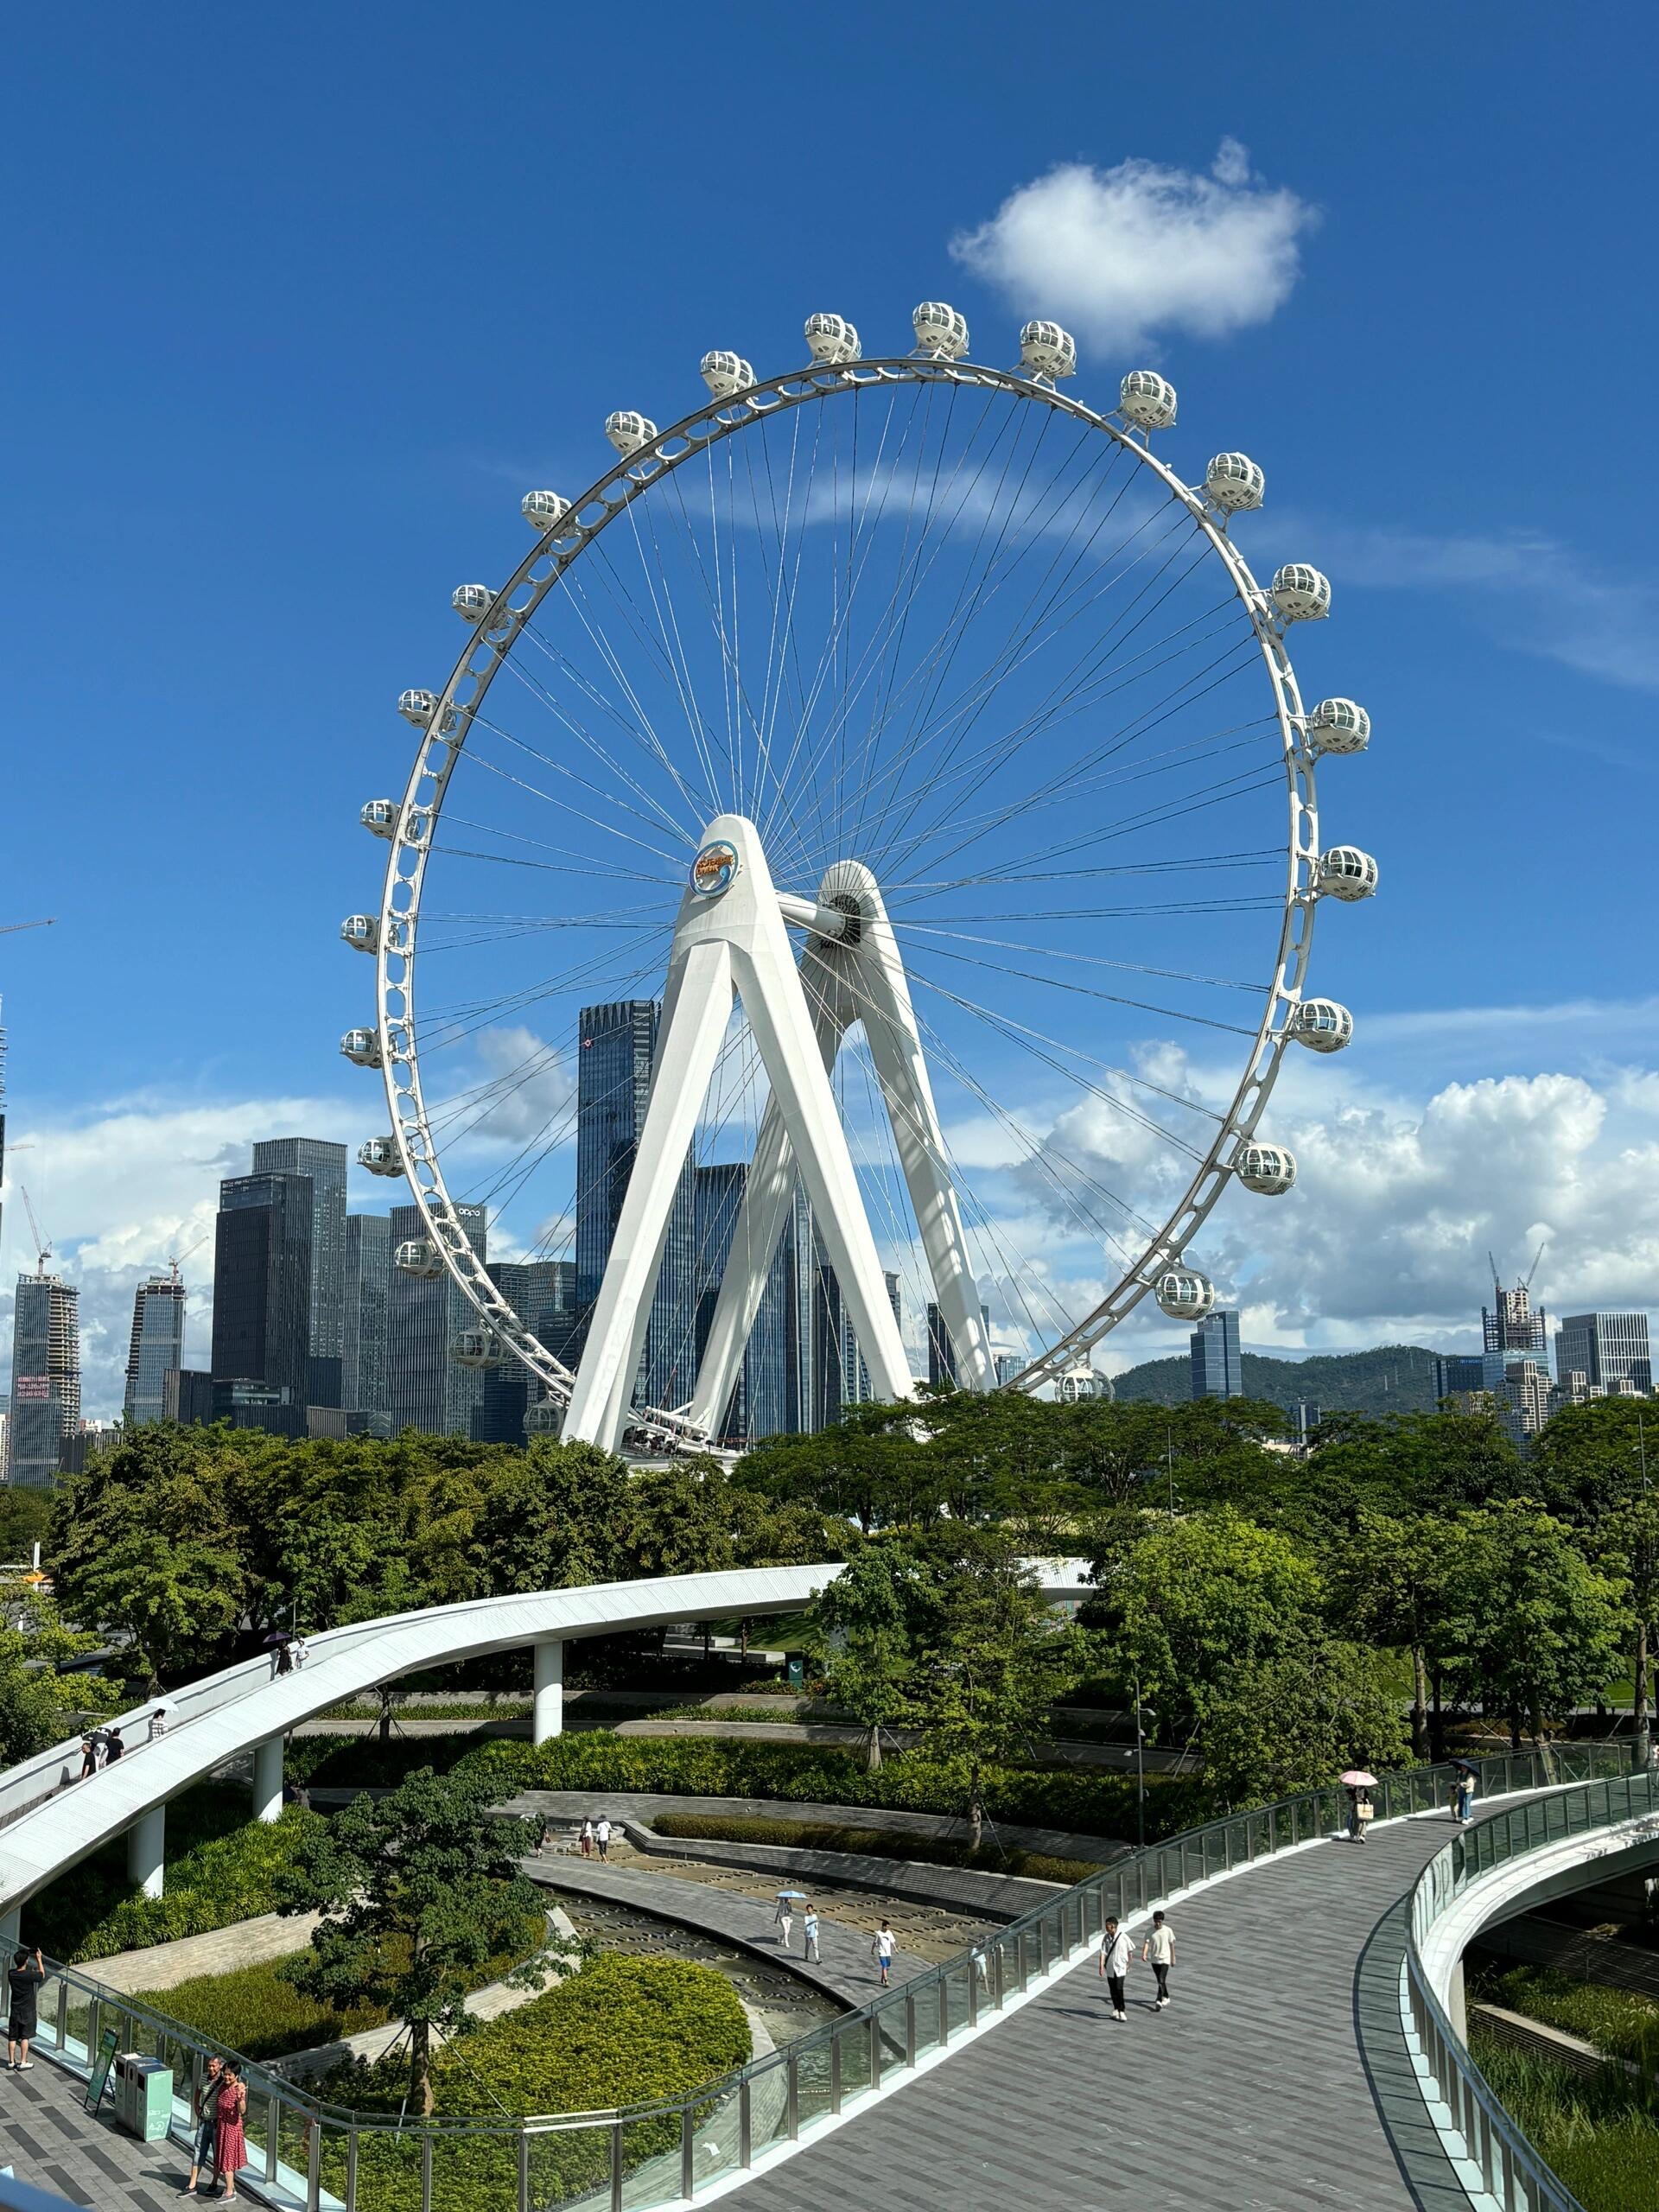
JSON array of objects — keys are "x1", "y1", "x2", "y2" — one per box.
[
  {"x1": 1404, "y1": 1762, "x2": 1659, "y2": 2212},
  {"x1": 30, "y1": 1741, "x2": 1638, "y2": 2212}
]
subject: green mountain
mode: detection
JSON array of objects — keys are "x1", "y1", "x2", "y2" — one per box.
[{"x1": 1109, "y1": 1342, "x2": 1451, "y2": 1417}]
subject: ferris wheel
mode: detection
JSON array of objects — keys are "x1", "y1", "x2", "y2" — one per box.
[{"x1": 340, "y1": 302, "x2": 1375, "y2": 1453}]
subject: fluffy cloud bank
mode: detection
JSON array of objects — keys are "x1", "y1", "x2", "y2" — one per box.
[{"x1": 950, "y1": 141, "x2": 1317, "y2": 356}]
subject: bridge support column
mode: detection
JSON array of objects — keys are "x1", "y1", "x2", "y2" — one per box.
[
  {"x1": 1447, "y1": 1955, "x2": 1467, "y2": 2044},
  {"x1": 127, "y1": 1806, "x2": 165, "y2": 1900},
  {"x1": 252, "y1": 1736, "x2": 284, "y2": 1824},
  {"x1": 533, "y1": 1640, "x2": 564, "y2": 1746}
]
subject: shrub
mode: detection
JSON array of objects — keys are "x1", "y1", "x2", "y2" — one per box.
[
  {"x1": 130, "y1": 1911, "x2": 547, "y2": 2063},
  {"x1": 25, "y1": 1789, "x2": 321, "y2": 1962},
  {"x1": 1471, "y1": 2028, "x2": 1659, "y2": 2211},
  {"x1": 1485, "y1": 1965, "x2": 1659, "y2": 2065},
  {"x1": 323, "y1": 1954, "x2": 750, "y2": 2210},
  {"x1": 302, "y1": 1729, "x2": 1203, "y2": 1841},
  {"x1": 649, "y1": 1813, "x2": 1099, "y2": 1885}
]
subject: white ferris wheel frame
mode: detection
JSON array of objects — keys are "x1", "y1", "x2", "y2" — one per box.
[{"x1": 372, "y1": 353, "x2": 1323, "y2": 1451}]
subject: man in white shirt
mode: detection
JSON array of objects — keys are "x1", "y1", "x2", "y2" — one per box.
[
  {"x1": 1097, "y1": 1915, "x2": 1133, "y2": 2021},
  {"x1": 872, "y1": 1920, "x2": 895, "y2": 1987},
  {"x1": 1142, "y1": 1910, "x2": 1175, "y2": 2008},
  {"x1": 595, "y1": 1815, "x2": 612, "y2": 1861}
]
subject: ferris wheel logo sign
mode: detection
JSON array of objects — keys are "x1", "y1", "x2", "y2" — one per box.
[{"x1": 690, "y1": 841, "x2": 740, "y2": 898}]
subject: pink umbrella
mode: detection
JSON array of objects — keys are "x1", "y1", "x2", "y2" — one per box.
[{"x1": 1339, "y1": 1770, "x2": 1377, "y2": 1787}]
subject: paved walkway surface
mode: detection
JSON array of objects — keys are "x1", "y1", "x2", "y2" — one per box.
[
  {"x1": 522, "y1": 1854, "x2": 931, "y2": 2009},
  {"x1": 0, "y1": 2062, "x2": 178, "y2": 2210},
  {"x1": 734, "y1": 1811, "x2": 1473, "y2": 2212}
]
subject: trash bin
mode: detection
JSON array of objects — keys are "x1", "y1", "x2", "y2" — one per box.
[{"x1": 112, "y1": 2053, "x2": 173, "y2": 2142}]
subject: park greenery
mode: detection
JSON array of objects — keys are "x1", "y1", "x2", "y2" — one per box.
[
  {"x1": 27, "y1": 1389, "x2": 1659, "y2": 1824},
  {"x1": 275, "y1": 1766, "x2": 565, "y2": 2113}
]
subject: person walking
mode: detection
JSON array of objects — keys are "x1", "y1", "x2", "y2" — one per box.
[
  {"x1": 872, "y1": 1919, "x2": 895, "y2": 1988},
  {"x1": 148, "y1": 1705, "x2": 169, "y2": 1744},
  {"x1": 579, "y1": 1816, "x2": 594, "y2": 1859},
  {"x1": 105, "y1": 1726, "x2": 125, "y2": 1764},
  {"x1": 1141, "y1": 1910, "x2": 1175, "y2": 2008},
  {"x1": 214, "y1": 2060, "x2": 249, "y2": 2199},
  {"x1": 1347, "y1": 1784, "x2": 1373, "y2": 1843},
  {"x1": 6, "y1": 1945, "x2": 44, "y2": 2069},
  {"x1": 774, "y1": 1896, "x2": 794, "y2": 1949},
  {"x1": 594, "y1": 1815, "x2": 612, "y2": 1861},
  {"x1": 1452, "y1": 1763, "x2": 1478, "y2": 1827},
  {"x1": 78, "y1": 1735, "x2": 98, "y2": 1782},
  {"x1": 803, "y1": 1905, "x2": 820, "y2": 1964},
  {"x1": 1097, "y1": 1915, "x2": 1133, "y2": 2021},
  {"x1": 185, "y1": 2054, "x2": 224, "y2": 2196}
]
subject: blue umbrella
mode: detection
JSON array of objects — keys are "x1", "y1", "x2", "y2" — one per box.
[{"x1": 775, "y1": 1889, "x2": 807, "y2": 1900}]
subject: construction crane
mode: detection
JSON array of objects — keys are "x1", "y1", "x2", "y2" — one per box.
[
  {"x1": 1523, "y1": 1241, "x2": 1546, "y2": 1289},
  {"x1": 19, "y1": 1184, "x2": 51, "y2": 1276},
  {"x1": 168, "y1": 1230, "x2": 208, "y2": 1285}
]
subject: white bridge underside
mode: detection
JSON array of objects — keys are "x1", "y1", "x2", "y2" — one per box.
[{"x1": 563, "y1": 814, "x2": 995, "y2": 1451}]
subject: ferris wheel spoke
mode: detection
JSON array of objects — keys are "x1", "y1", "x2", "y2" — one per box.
[
  {"x1": 510, "y1": 621, "x2": 712, "y2": 839},
  {"x1": 469, "y1": 688, "x2": 696, "y2": 851},
  {"x1": 449, "y1": 738, "x2": 690, "y2": 869}
]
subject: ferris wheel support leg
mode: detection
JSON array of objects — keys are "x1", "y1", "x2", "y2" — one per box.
[
  {"x1": 728, "y1": 918, "x2": 912, "y2": 1411},
  {"x1": 836, "y1": 871, "x2": 996, "y2": 1393},
  {"x1": 685, "y1": 945, "x2": 848, "y2": 1436},
  {"x1": 563, "y1": 937, "x2": 736, "y2": 1451}
]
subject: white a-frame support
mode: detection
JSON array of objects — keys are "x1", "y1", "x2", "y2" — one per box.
[{"x1": 567, "y1": 815, "x2": 995, "y2": 1453}]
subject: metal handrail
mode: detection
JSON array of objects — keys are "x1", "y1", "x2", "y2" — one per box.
[
  {"x1": 28, "y1": 1741, "x2": 1640, "y2": 2212},
  {"x1": 1402, "y1": 1766, "x2": 1659, "y2": 2212}
]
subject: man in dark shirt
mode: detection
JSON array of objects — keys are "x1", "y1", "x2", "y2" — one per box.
[{"x1": 7, "y1": 1946, "x2": 45, "y2": 2069}]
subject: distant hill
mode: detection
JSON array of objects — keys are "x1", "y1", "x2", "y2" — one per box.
[{"x1": 1108, "y1": 1342, "x2": 1449, "y2": 1417}]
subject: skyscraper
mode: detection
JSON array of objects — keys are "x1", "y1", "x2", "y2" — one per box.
[
  {"x1": 8, "y1": 1273, "x2": 80, "y2": 1486},
  {"x1": 1482, "y1": 1276, "x2": 1549, "y2": 1389},
  {"x1": 251, "y1": 1140, "x2": 348, "y2": 1408},
  {"x1": 342, "y1": 1214, "x2": 392, "y2": 1431},
  {"x1": 124, "y1": 1274, "x2": 186, "y2": 1427},
  {"x1": 472, "y1": 1259, "x2": 576, "y2": 1445},
  {"x1": 211, "y1": 1171, "x2": 314, "y2": 1435},
  {"x1": 926, "y1": 1302, "x2": 957, "y2": 1389},
  {"x1": 1190, "y1": 1308, "x2": 1242, "y2": 1400},
  {"x1": 1554, "y1": 1313, "x2": 1653, "y2": 1396},
  {"x1": 574, "y1": 1001, "x2": 696, "y2": 1415},
  {"x1": 388, "y1": 1201, "x2": 486, "y2": 1435}
]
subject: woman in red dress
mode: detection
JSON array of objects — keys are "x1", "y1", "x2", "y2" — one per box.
[{"x1": 214, "y1": 2061, "x2": 248, "y2": 2200}]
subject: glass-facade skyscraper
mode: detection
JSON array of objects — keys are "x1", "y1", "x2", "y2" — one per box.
[
  {"x1": 9, "y1": 1274, "x2": 80, "y2": 1486},
  {"x1": 388, "y1": 1201, "x2": 487, "y2": 1435},
  {"x1": 211, "y1": 1172, "x2": 314, "y2": 1434},
  {"x1": 124, "y1": 1274, "x2": 186, "y2": 1427},
  {"x1": 1554, "y1": 1313, "x2": 1652, "y2": 1395},
  {"x1": 1190, "y1": 1307, "x2": 1242, "y2": 1400},
  {"x1": 574, "y1": 1001, "x2": 696, "y2": 1416},
  {"x1": 342, "y1": 1213, "x2": 392, "y2": 1431},
  {"x1": 252, "y1": 1140, "x2": 348, "y2": 1408},
  {"x1": 473, "y1": 1258, "x2": 575, "y2": 1444}
]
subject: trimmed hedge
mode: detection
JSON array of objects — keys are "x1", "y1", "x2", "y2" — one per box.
[
  {"x1": 130, "y1": 1910, "x2": 547, "y2": 2063},
  {"x1": 302, "y1": 1729, "x2": 1201, "y2": 1842},
  {"x1": 650, "y1": 1812, "x2": 1098, "y2": 1885},
  {"x1": 324, "y1": 1954, "x2": 750, "y2": 2210},
  {"x1": 26, "y1": 1789, "x2": 321, "y2": 1963}
]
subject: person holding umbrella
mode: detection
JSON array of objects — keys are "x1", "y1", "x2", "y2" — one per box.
[
  {"x1": 264, "y1": 1630, "x2": 293, "y2": 1680},
  {"x1": 774, "y1": 1890, "x2": 804, "y2": 1948},
  {"x1": 1451, "y1": 1761, "x2": 1478, "y2": 1827},
  {"x1": 1341, "y1": 1769, "x2": 1376, "y2": 1843}
]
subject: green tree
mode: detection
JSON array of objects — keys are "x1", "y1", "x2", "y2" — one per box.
[
  {"x1": 1527, "y1": 1397, "x2": 1657, "y2": 1529},
  {"x1": 1441, "y1": 1502, "x2": 1627, "y2": 1746},
  {"x1": 0, "y1": 1580, "x2": 120, "y2": 1764},
  {"x1": 908, "y1": 1535, "x2": 1084, "y2": 1847},
  {"x1": 1200, "y1": 1634, "x2": 1411, "y2": 1806},
  {"x1": 813, "y1": 1541, "x2": 938, "y2": 1769},
  {"x1": 1092, "y1": 1507, "x2": 1322, "y2": 1741},
  {"x1": 1328, "y1": 1511, "x2": 1458, "y2": 1758},
  {"x1": 276, "y1": 1766, "x2": 554, "y2": 2114},
  {"x1": 1593, "y1": 1494, "x2": 1659, "y2": 1758},
  {"x1": 471, "y1": 1439, "x2": 632, "y2": 1594}
]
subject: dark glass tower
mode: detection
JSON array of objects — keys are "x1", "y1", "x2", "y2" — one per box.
[
  {"x1": 473, "y1": 1259, "x2": 576, "y2": 1445},
  {"x1": 387, "y1": 1201, "x2": 487, "y2": 1435},
  {"x1": 252, "y1": 1140, "x2": 348, "y2": 1408},
  {"x1": 124, "y1": 1275, "x2": 187, "y2": 1427},
  {"x1": 1190, "y1": 1308, "x2": 1242, "y2": 1400},
  {"x1": 211, "y1": 1172, "x2": 314, "y2": 1433},
  {"x1": 342, "y1": 1214, "x2": 392, "y2": 1431},
  {"x1": 574, "y1": 1001, "x2": 696, "y2": 1418}
]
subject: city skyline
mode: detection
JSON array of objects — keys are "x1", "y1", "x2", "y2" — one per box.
[{"x1": 6, "y1": 12, "x2": 1659, "y2": 1420}]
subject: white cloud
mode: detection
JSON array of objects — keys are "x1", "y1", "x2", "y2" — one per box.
[
  {"x1": 1272, "y1": 517, "x2": 1659, "y2": 696},
  {"x1": 950, "y1": 142, "x2": 1318, "y2": 356}
]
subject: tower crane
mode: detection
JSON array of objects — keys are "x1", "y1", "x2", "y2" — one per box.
[
  {"x1": 19, "y1": 1185, "x2": 51, "y2": 1276},
  {"x1": 168, "y1": 1231, "x2": 208, "y2": 1285}
]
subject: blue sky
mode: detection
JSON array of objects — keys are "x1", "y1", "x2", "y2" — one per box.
[{"x1": 6, "y1": 5, "x2": 1658, "y2": 1411}]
